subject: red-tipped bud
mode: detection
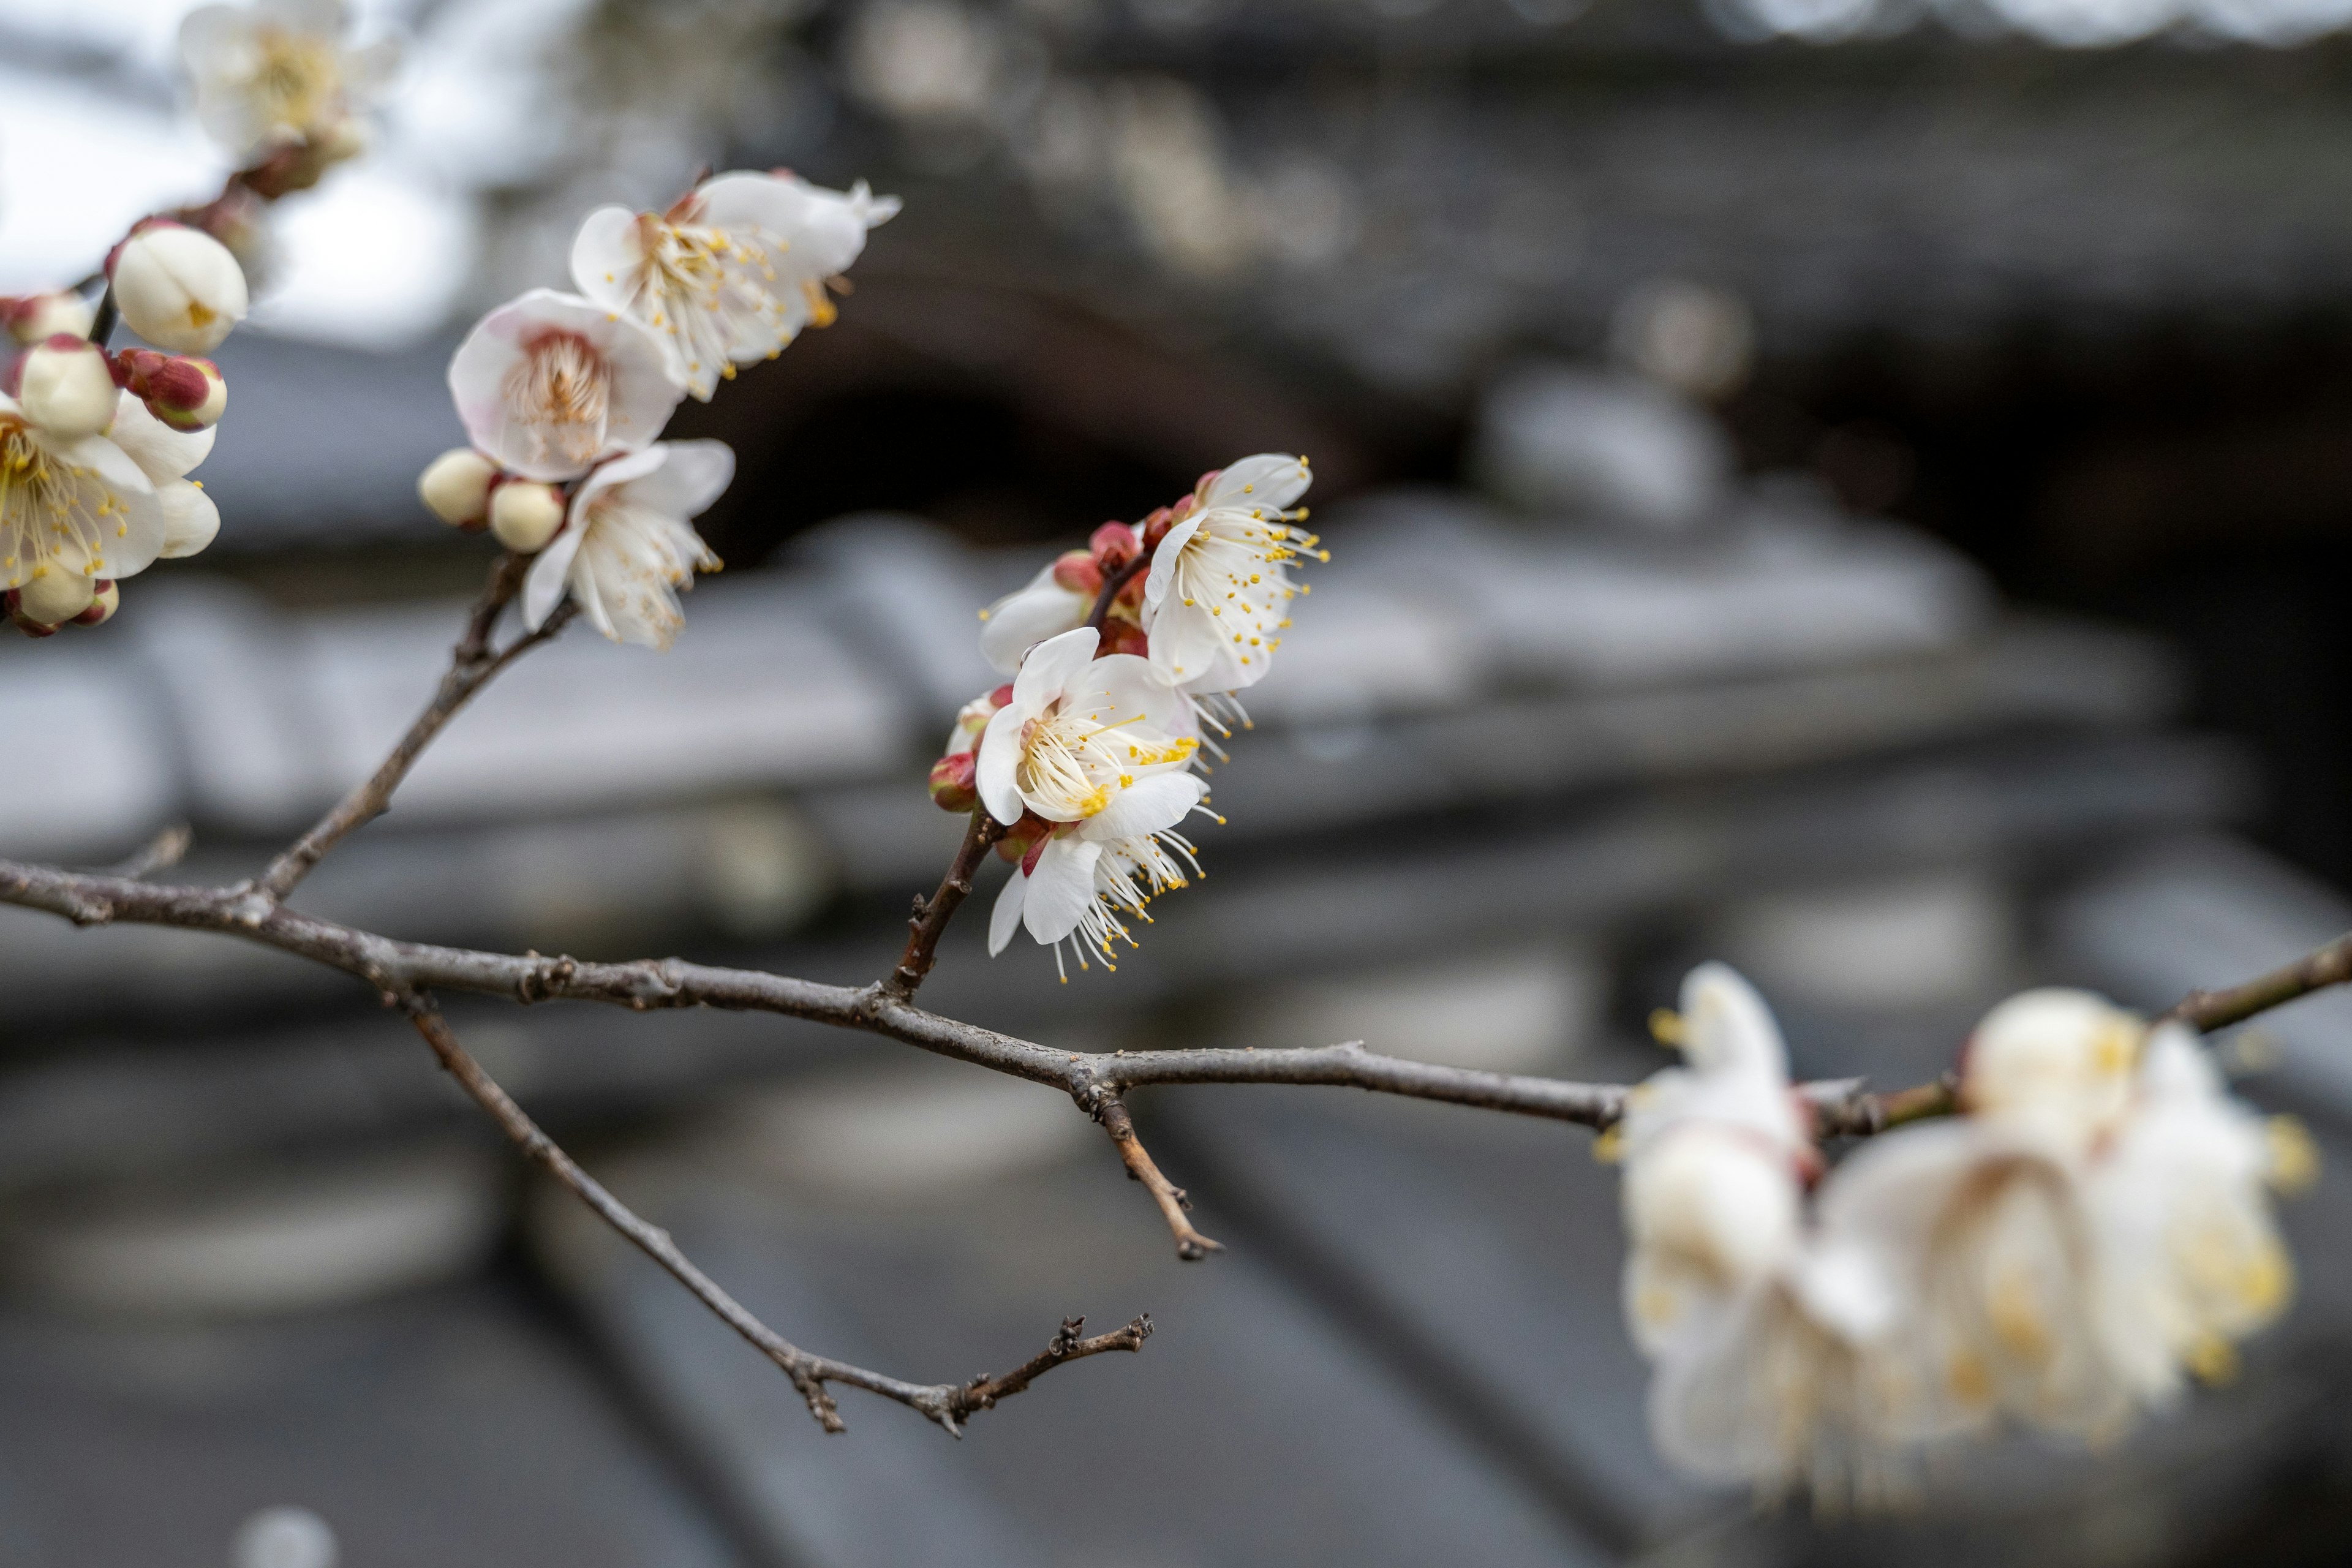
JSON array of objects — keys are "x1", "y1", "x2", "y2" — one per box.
[
  {"x1": 1099, "y1": 619, "x2": 1150, "y2": 658},
  {"x1": 115, "y1": 349, "x2": 227, "y2": 431},
  {"x1": 1050, "y1": 548, "x2": 1102, "y2": 595},
  {"x1": 929, "y1": 751, "x2": 979, "y2": 813},
  {"x1": 7, "y1": 336, "x2": 117, "y2": 438},
  {"x1": 4, "y1": 591, "x2": 58, "y2": 639},
  {"x1": 1089, "y1": 521, "x2": 1140, "y2": 573},
  {"x1": 1140, "y1": 505, "x2": 1177, "y2": 549},
  {"x1": 72, "y1": 579, "x2": 119, "y2": 627},
  {"x1": 946, "y1": 686, "x2": 1009, "y2": 755}
]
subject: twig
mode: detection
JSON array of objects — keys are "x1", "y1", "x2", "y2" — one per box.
[
  {"x1": 401, "y1": 995, "x2": 1133, "y2": 1433},
  {"x1": 249, "y1": 556, "x2": 572, "y2": 907},
  {"x1": 1094, "y1": 1094, "x2": 1223, "y2": 1260},
  {"x1": 1082, "y1": 553, "x2": 1148, "y2": 633},
  {"x1": 886, "y1": 809, "x2": 1008, "y2": 998},
  {"x1": 99, "y1": 821, "x2": 190, "y2": 881},
  {"x1": 2165, "y1": 932, "x2": 2352, "y2": 1032}
]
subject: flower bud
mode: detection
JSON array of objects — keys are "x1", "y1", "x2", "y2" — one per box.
[
  {"x1": 1049, "y1": 548, "x2": 1102, "y2": 595},
  {"x1": 1140, "y1": 503, "x2": 1178, "y2": 549},
  {"x1": 2, "y1": 292, "x2": 94, "y2": 345},
  {"x1": 11, "y1": 570, "x2": 96, "y2": 629},
  {"x1": 158, "y1": 480, "x2": 222, "y2": 559},
  {"x1": 114, "y1": 349, "x2": 227, "y2": 432},
  {"x1": 944, "y1": 685, "x2": 1011, "y2": 756},
  {"x1": 929, "y1": 751, "x2": 979, "y2": 812},
  {"x1": 7, "y1": 336, "x2": 118, "y2": 438},
  {"x1": 1090, "y1": 521, "x2": 1140, "y2": 573},
  {"x1": 108, "y1": 221, "x2": 250, "y2": 353},
  {"x1": 996, "y1": 810, "x2": 1052, "y2": 864},
  {"x1": 489, "y1": 480, "x2": 566, "y2": 553},
  {"x1": 72, "y1": 579, "x2": 119, "y2": 627},
  {"x1": 418, "y1": 448, "x2": 497, "y2": 527},
  {"x1": 1101, "y1": 618, "x2": 1150, "y2": 658}
]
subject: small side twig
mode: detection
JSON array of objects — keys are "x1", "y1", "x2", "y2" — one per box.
[
  {"x1": 102, "y1": 821, "x2": 191, "y2": 882},
  {"x1": 1095, "y1": 1093, "x2": 1223, "y2": 1261},
  {"x1": 886, "y1": 809, "x2": 1007, "y2": 998},
  {"x1": 2166, "y1": 931, "x2": 2352, "y2": 1032},
  {"x1": 400, "y1": 994, "x2": 1138, "y2": 1434}
]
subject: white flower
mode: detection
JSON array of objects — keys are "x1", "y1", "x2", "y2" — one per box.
[
  {"x1": 448, "y1": 290, "x2": 684, "y2": 483},
  {"x1": 0, "y1": 391, "x2": 167, "y2": 595},
  {"x1": 571, "y1": 172, "x2": 899, "y2": 399},
  {"x1": 1961, "y1": 987, "x2": 2142, "y2": 1153},
  {"x1": 179, "y1": 0, "x2": 398, "y2": 160},
  {"x1": 2082, "y1": 1023, "x2": 2299, "y2": 1402},
  {"x1": 976, "y1": 627, "x2": 1201, "y2": 830},
  {"x1": 987, "y1": 774, "x2": 1208, "y2": 979},
  {"x1": 108, "y1": 224, "x2": 250, "y2": 355},
  {"x1": 522, "y1": 440, "x2": 733, "y2": 650},
  {"x1": 1619, "y1": 965, "x2": 1928, "y2": 1503},
  {"x1": 979, "y1": 559, "x2": 1093, "y2": 676},
  {"x1": 1141, "y1": 453, "x2": 1321, "y2": 692}
]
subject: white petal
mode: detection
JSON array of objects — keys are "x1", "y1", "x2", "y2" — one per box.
[
  {"x1": 522, "y1": 519, "x2": 586, "y2": 631},
  {"x1": 1147, "y1": 603, "x2": 1242, "y2": 691},
  {"x1": 989, "y1": 868, "x2": 1029, "y2": 956},
  {"x1": 1141, "y1": 514, "x2": 1202, "y2": 612},
  {"x1": 1198, "y1": 453, "x2": 1311, "y2": 514},
  {"x1": 976, "y1": 706, "x2": 1026, "y2": 825},
  {"x1": 627, "y1": 439, "x2": 735, "y2": 518},
  {"x1": 569, "y1": 206, "x2": 643, "y2": 312},
  {"x1": 156, "y1": 479, "x2": 221, "y2": 559},
  {"x1": 1081, "y1": 772, "x2": 1203, "y2": 842},
  {"x1": 1023, "y1": 838, "x2": 1103, "y2": 944},
  {"x1": 1009, "y1": 625, "x2": 1099, "y2": 712},
  {"x1": 980, "y1": 567, "x2": 1090, "y2": 676},
  {"x1": 106, "y1": 391, "x2": 215, "y2": 484},
  {"x1": 1072, "y1": 652, "x2": 1183, "y2": 736}
]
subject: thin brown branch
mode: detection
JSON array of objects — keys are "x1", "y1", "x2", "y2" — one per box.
[
  {"x1": 1095, "y1": 1094, "x2": 1223, "y2": 1260},
  {"x1": 2164, "y1": 930, "x2": 2352, "y2": 1033},
  {"x1": 886, "y1": 809, "x2": 1008, "y2": 998},
  {"x1": 1082, "y1": 552, "x2": 1148, "y2": 633},
  {"x1": 249, "y1": 555, "x2": 573, "y2": 907},
  {"x1": 401, "y1": 995, "x2": 1133, "y2": 1434}
]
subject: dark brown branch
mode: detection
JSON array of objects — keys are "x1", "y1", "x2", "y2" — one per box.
[
  {"x1": 249, "y1": 555, "x2": 573, "y2": 907},
  {"x1": 886, "y1": 809, "x2": 1008, "y2": 998},
  {"x1": 401, "y1": 995, "x2": 1134, "y2": 1433},
  {"x1": 1095, "y1": 1094, "x2": 1223, "y2": 1260},
  {"x1": 1082, "y1": 552, "x2": 1148, "y2": 633},
  {"x1": 2165, "y1": 931, "x2": 2352, "y2": 1032}
]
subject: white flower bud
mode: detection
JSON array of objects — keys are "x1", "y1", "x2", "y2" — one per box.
[
  {"x1": 15, "y1": 570, "x2": 97, "y2": 628},
  {"x1": 1964, "y1": 988, "x2": 2142, "y2": 1144},
  {"x1": 4, "y1": 292, "x2": 95, "y2": 345},
  {"x1": 76, "y1": 579, "x2": 120, "y2": 626},
  {"x1": 418, "y1": 448, "x2": 496, "y2": 527},
  {"x1": 12, "y1": 337, "x2": 119, "y2": 439},
  {"x1": 489, "y1": 480, "x2": 566, "y2": 553},
  {"x1": 157, "y1": 480, "x2": 222, "y2": 559},
  {"x1": 109, "y1": 224, "x2": 250, "y2": 353}
]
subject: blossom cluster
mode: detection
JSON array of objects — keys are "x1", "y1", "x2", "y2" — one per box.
[
  {"x1": 415, "y1": 172, "x2": 897, "y2": 649},
  {"x1": 1618, "y1": 964, "x2": 2311, "y2": 1503},
  {"x1": 926, "y1": 456, "x2": 1325, "y2": 979}
]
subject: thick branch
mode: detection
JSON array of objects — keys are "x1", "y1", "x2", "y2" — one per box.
[
  {"x1": 1095, "y1": 1094, "x2": 1223, "y2": 1260},
  {"x1": 251, "y1": 555, "x2": 573, "y2": 906},
  {"x1": 887, "y1": 809, "x2": 1007, "y2": 998},
  {"x1": 402, "y1": 995, "x2": 1133, "y2": 1433}
]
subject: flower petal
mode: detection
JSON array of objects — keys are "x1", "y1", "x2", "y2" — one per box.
[
  {"x1": 989, "y1": 867, "x2": 1029, "y2": 956},
  {"x1": 1009, "y1": 625, "x2": 1099, "y2": 713},
  {"x1": 523, "y1": 517, "x2": 587, "y2": 631},
  {"x1": 1080, "y1": 772, "x2": 1202, "y2": 842},
  {"x1": 976, "y1": 706, "x2": 1026, "y2": 825},
  {"x1": 1023, "y1": 837, "x2": 1103, "y2": 944},
  {"x1": 569, "y1": 206, "x2": 643, "y2": 313},
  {"x1": 1199, "y1": 453, "x2": 1311, "y2": 514}
]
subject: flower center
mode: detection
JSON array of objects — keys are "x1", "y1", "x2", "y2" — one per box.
[
  {"x1": 250, "y1": 27, "x2": 340, "y2": 135},
  {"x1": 0, "y1": 418, "x2": 124, "y2": 586},
  {"x1": 1016, "y1": 699, "x2": 1194, "y2": 820},
  {"x1": 1166, "y1": 508, "x2": 1322, "y2": 675},
  {"x1": 504, "y1": 331, "x2": 612, "y2": 470}
]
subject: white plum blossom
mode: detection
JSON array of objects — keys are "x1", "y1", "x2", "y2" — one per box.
[
  {"x1": 179, "y1": 0, "x2": 398, "y2": 160},
  {"x1": 976, "y1": 627, "x2": 1200, "y2": 829},
  {"x1": 979, "y1": 559, "x2": 1093, "y2": 676},
  {"x1": 571, "y1": 173, "x2": 900, "y2": 399},
  {"x1": 0, "y1": 390, "x2": 169, "y2": 603},
  {"x1": 523, "y1": 440, "x2": 734, "y2": 650},
  {"x1": 987, "y1": 773, "x2": 1209, "y2": 979},
  {"x1": 448, "y1": 290, "x2": 684, "y2": 483},
  {"x1": 1616, "y1": 965, "x2": 1925, "y2": 1502},
  {"x1": 1141, "y1": 453, "x2": 1321, "y2": 692}
]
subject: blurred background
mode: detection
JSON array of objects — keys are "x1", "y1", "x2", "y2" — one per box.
[{"x1": 12, "y1": 0, "x2": 2352, "y2": 1562}]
